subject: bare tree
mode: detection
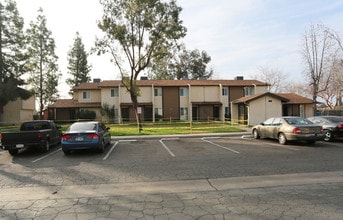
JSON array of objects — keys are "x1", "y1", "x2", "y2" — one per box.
[
  {"x1": 324, "y1": 27, "x2": 343, "y2": 107},
  {"x1": 301, "y1": 24, "x2": 338, "y2": 114},
  {"x1": 251, "y1": 66, "x2": 288, "y2": 92}
]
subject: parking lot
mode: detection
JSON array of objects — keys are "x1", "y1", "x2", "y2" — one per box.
[{"x1": 1, "y1": 134, "x2": 343, "y2": 219}]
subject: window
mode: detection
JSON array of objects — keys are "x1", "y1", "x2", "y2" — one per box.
[
  {"x1": 244, "y1": 87, "x2": 254, "y2": 96},
  {"x1": 180, "y1": 107, "x2": 188, "y2": 120},
  {"x1": 82, "y1": 91, "x2": 90, "y2": 99},
  {"x1": 180, "y1": 87, "x2": 188, "y2": 96},
  {"x1": 222, "y1": 88, "x2": 228, "y2": 96},
  {"x1": 263, "y1": 118, "x2": 274, "y2": 125},
  {"x1": 154, "y1": 88, "x2": 162, "y2": 96},
  {"x1": 111, "y1": 88, "x2": 119, "y2": 97}
]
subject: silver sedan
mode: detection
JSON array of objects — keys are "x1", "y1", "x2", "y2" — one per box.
[{"x1": 252, "y1": 117, "x2": 324, "y2": 145}]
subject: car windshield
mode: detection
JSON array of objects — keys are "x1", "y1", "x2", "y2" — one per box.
[
  {"x1": 284, "y1": 117, "x2": 313, "y2": 125},
  {"x1": 68, "y1": 123, "x2": 97, "y2": 132},
  {"x1": 324, "y1": 116, "x2": 343, "y2": 123}
]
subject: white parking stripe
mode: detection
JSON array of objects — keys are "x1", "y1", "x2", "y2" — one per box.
[
  {"x1": 159, "y1": 138, "x2": 176, "y2": 157},
  {"x1": 103, "y1": 142, "x2": 119, "y2": 160},
  {"x1": 201, "y1": 137, "x2": 240, "y2": 154},
  {"x1": 32, "y1": 148, "x2": 62, "y2": 163}
]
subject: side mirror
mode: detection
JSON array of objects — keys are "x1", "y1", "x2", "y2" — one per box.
[{"x1": 260, "y1": 122, "x2": 264, "y2": 126}]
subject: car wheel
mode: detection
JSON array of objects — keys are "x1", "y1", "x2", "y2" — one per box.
[
  {"x1": 98, "y1": 140, "x2": 105, "y2": 153},
  {"x1": 43, "y1": 140, "x2": 50, "y2": 152},
  {"x1": 278, "y1": 133, "x2": 287, "y2": 145},
  {"x1": 63, "y1": 150, "x2": 70, "y2": 155},
  {"x1": 253, "y1": 129, "x2": 260, "y2": 139},
  {"x1": 306, "y1": 140, "x2": 316, "y2": 145},
  {"x1": 8, "y1": 149, "x2": 19, "y2": 156},
  {"x1": 324, "y1": 130, "x2": 333, "y2": 142}
]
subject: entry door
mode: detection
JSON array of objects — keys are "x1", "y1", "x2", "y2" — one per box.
[{"x1": 192, "y1": 107, "x2": 198, "y2": 121}]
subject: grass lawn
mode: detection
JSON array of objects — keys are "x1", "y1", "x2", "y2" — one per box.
[
  {"x1": 107, "y1": 122, "x2": 247, "y2": 136},
  {"x1": 1, "y1": 121, "x2": 248, "y2": 136}
]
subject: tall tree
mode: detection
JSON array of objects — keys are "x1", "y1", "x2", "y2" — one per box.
[
  {"x1": 0, "y1": 0, "x2": 31, "y2": 117},
  {"x1": 324, "y1": 27, "x2": 343, "y2": 107},
  {"x1": 301, "y1": 24, "x2": 338, "y2": 115},
  {"x1": 66, "y1": 32, "x2": 91, "y2": 93},
  {"x1": 26, "y1": 8, "x2": 60, "y2": 119},
  {"x1": 148, "y1": 45, "x2": 214, "y2": 80},
  {"x1": 175, "y1": 48, "x2": 213, "y2": 80},
  {"x1": 95, "y1": 0, "x2": 186, "y2": 131}
]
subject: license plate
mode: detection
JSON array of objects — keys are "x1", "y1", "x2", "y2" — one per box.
[
  {"x1": 302, "y1": 128, "x2": 309, "y2": 133},
  {"x1": 16, "y1": 144, "x2": 24, "y2": 148},
  {"x1": 75, "y1": 137, "x2": 84, "y2": 141}
]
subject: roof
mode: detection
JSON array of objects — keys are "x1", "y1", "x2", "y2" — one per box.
[
  {"x1": 48, "y1": 99, "x2": 101, "y2": 108},
  {"x1": 72, "y1": 79, "x2": 269, "y2": 90},
  {"x1": 232, "y1": 92, "x2": 314, "y2": 104},
  {"x1": 276, "y1": 93, "x2": 313, "y2": 104},
  {"x1": 232, "y1": 92, "x2": 289, "y2": 104}
]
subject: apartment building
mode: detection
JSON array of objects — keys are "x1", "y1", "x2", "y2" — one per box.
[
  {"x1": 48, "y1": 78, "x2": 314, "y2": 125},
  {"x1": 1, "y1": 96, "x2": 35, "y2": 125}
]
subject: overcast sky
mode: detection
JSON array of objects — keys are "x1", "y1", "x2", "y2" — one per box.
[{"x1": 15, "y1": 0, "x2": 343, "y2": 98}]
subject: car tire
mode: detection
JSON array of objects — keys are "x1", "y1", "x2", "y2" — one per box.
[
  {"x1": 8, "y1": 149, "x2": 19, "y2": 156},
  {"x1": 253, "y1": 129, "x2": 260, "y2": 139},
  {"x1": 278, "y1": 133, "x2": 287, "y2": 145},
  {"x1": 63, "y1": 149, "x2": 70, "y2": 155},
  {"x1": 324, "y1": 130, "x2": 333, "y2": 142},
  {"x1": 306, "y1": 140, "x2": 316, "y2": 145},
  {"x1": 98, "y1": 140, "x2": 105, "y2": 153}
]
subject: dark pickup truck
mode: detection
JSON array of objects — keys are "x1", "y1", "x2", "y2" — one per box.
[{"x1": 0, "y1": 120, "x2": 62, "y2": 155}]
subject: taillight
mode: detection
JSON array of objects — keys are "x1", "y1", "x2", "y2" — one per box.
[
  {"x1": 37, "y1": 132, "x2": 43, "y2": 138},
  {"x1": 293, "y1": 128, "x2": 301, "y2": 134},
  {"x1": 62, "y1": 134, "x2": 72, "y2": 141},
  {"x1": 338, "y1": 124, "x2": 343, "y2": 129},
  {"x1": 0, "y1": 133, "x2": 2, "y2": 140},
  {"x1": 87, "y1": 133, "x2": 99, "y2": 139}
]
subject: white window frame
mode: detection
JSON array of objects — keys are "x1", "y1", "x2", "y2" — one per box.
[
  {"x1": 111, "y1": 88, "x2": 119, "y2": 97},
  {"x1": 180, "y1": 87, "x2": 188, "y2": 97},
  {"x1": 244, "y1": 87, "x2": 254, "y2": 96},
  {"x1": 82, "y1": 91, "x2": 90, "y2": 99},
  {"x1": 222, "y1": 87, "x2": 228, "y2": 96},
  {"x1": 154, "y1": 88, "x2": 162, "y2": 96}
]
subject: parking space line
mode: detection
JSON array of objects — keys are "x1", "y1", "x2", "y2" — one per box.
[
  {"x1": 159, "y1": 138, "x2": 177, "y2": 157},
  {"x1": 201, "y1": 137, "x2": 240, "y2": 154},
  {"x1": 32, "y1": 148, "x2": 62, "y2": 163},
  {"x1": 103, "y1": 141, "x2": 119, "y2": 160}
]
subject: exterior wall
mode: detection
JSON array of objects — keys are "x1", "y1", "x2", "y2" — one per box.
[
  {"x1": 163, "y1": 87, "x2": 179, "y2": 120},
  {"x1": 254, "y1": 85, "x2": 268, "y2": 94},
  {"x1": 229, "y1": 87, "x2": 244, "y2": 102},
  {"x1": 304, "y1": 104, "x2": 314, "y2": 117},
  {"x1": 101, "y1": 88, "x2": 120, "y2": 107},
  {"x1": 248, "y1": 96, "x2": 282, "y2": 125},
  {"x1": 78, "y1": 90, "x2": 101, "y2": 103},
  {"x1": 137, "y1": 87, "x2": 152, "y2": 103},
  {"x1": 2, "y1": 96, "x2": 35, "y2": 124},
  {"x1": 191, "y1": 86, "x2": 220, "y2": 102}
]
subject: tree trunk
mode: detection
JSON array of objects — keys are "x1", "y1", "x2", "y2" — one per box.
[{"x1": 130, "y1": 90, "x2": 142, "y2": 133}]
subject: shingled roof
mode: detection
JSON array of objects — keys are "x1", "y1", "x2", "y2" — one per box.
[
  {"x1": 72, "y1": 79, "x2": 269, "y2": 90},
  {"x1": 276, "y1": 93, "x2": 313, "y2": 104},
  {"x1": 232, "y1": 92, "x2": 313, "y2": 104},
  {"x1": 48, "y1": 99, "x2": 101, "y2": 108}
]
